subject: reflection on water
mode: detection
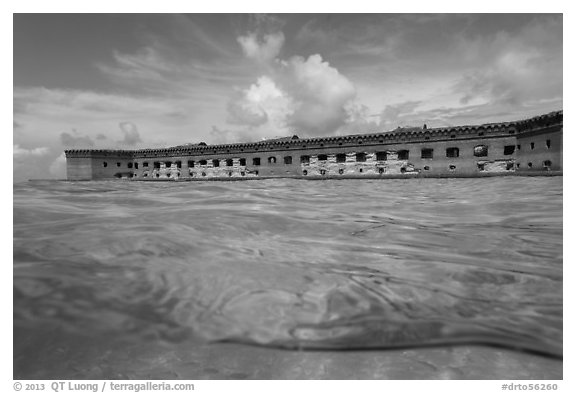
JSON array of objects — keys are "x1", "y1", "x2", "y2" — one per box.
[{"x1": 13, "y1": 177, "x2": 563, "y2": 377}]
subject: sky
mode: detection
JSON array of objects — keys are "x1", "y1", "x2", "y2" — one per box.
[{"x1": 13, "y1": 13, "x2": 563, "y2": 181}]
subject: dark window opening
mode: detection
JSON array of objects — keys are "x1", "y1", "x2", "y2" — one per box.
[
  {"x1": 506, "y1": 162, "x2": 514, "y2": 170},
  {"x1": 546, "y1": 139, "x2": 551, "y2": 149},
  {"x1": 359, "y1": 168, "x2": 363, "y2": 173},
  {"x1": 188, "y1": 160, "x2": 194, "y2": 168},
  {"x1": 376, "y1": 152, "x2": 387, "y2": 161},
  {"x1": 166, "y1": 173, "x2": 171, "y2": 178},
  {"x1": 241, "y1": 171, "x2": 245, "y2": 176},
  {"x1": 284, "y1": 156, "x2": 292, "y2": 165},
  {"x1": 268, "y1": 156, "x2": 276, "y2": 164},
  {"x1": 156, "y1": 173, "x2": 160, "y2": 178},
  {"x1": 117, "y1": 162, "x2": 121, "y2": 167},
  {"x1": 338, "y1": 168, "x2": 344, "y2": 174},
  {"x1": 509, "y1": 130, "x2": 515, "y2": 134},
  {"x1": 103, "y1": 162, "x2": 108, "y2": 167},
  {"x1": 202, "y1": 172, "x2": 207, "y2": 176},
  {"x1": 212, "y1": 159, "x2": 220, "y2": 167},
  {"x1": 530, "y1": 142, "x2": 535, "y2": 150},
  {"x1": 446, "y1": 147, "x2": 459, "y2": 158},
  {"x1": 229, "y1": 172, "x2": 233, "y2": 177},
  {"x1": 504, "y1": 145, "x2": 515, "y2": 155},
  {"x1": 528, "y1": 162, "x2": 533, "y2": 168},
  {"x1": 477, "y1": 163, "x2": 485, "y2": 171},
  {"x1": 478, "y1": 131, "x2": 484, "y2": 136},
  {"x1": 134, "y1": 163, "x2": 139, "y2": 169},
  {"x1": 421, "y1": 148, "x2": 434, "y2": 159},
  {"x1": 143, "y1": 162, "x2": 149, "y2": 167},
  {"x1": 175, "y1": 161, "x2": 182, "y2": 168},
  {"x1": 356, "y1": 153, "x2": 366, "y2": 162},
  {"x1": 300, "y1": 155, "x2": 310, "y2": 164},
  {"x1": 199, "y1": 160, "x2": 207, "y2": 165},
  {"x1": 400, "y1": 167, "x2": 406, "y2": 174},
  {"x1": 450, "y1": 134, "x2": 456, "y2": 139},
  {"x1": 378, "y1": 167, "x2": 384, "y2": 174},
  {"x1": 226, "y1": 159, "x2": 233, "y2": 167},
  {"x1": 143, "y1": 173, "x2": 148, "y2": 177},
  {"x1": 154, "y1": 162, "x2": 161, "y2": 169},
  {"x1": 114, "y1": 173, "x2": 122, "y2": 178},
  {"x1": 336, "y1": 153, "x2": 346, "y2": 163},
  {"x1": 165, "y1": 161, "x2": 172, "y2": 168},
  {"x1": 320, "y1": 169, "x2": 326, "y2": 175},
  {"x1": 517, "y1": 144, "x2": 521, "y2": 150},
  {"x1": 425, "y1": 136, "x2": 430, "y2": 140},
  {"x1": 474, "y1": 145, "x2": 488, "y2": 157},
  {"x1": 449, "y1": 165, "x2": 456, "y2": 171},
  {"x1": 302, "y1": 170, "x2": 308, "y2": 176},
  {"x1": 398, "y1": 150, "x2": 409, "y2": 160},
  {"x1": 239, "y1": 158, "x2": 246, "y2": 166},
  {"x1": 318, "y1": 154, "x2": 328, "y2": 161},
  {"x1": 253, "y1": 157, "x2": 261, "y2": 166},
  {"x1": 516, "y1": 163, "x2": 520, "y2": 168},
  {"x1": 424, "y1": 166, "x2": 430, "y2": 171},
  {"x1": 543, "y1": 160, "x2": 552, "y2": 168}
]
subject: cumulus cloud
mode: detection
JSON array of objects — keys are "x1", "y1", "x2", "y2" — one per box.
[
  {"x1": 13, "y1": 144, "x2": 50, "y2": 157},
  {"x1": 226, "y1": 48, "x2": 358, "y2": 140},
  {"x1": 237, "y1": 32, "x2": 285, "y2": 63},
  {"x1": 118, "y1": 122, "x2": 142, "y2": 146}
]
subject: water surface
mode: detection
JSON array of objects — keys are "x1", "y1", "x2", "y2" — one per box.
[{"x1": 13, "y1": 177, "x2": 563, "y2": 379}]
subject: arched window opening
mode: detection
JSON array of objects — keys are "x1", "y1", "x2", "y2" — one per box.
[
  {"x1": 376, "y1": 152, "x2": 387, "y2": 161},
  {"x1": 336, "y1": 153, "x2": 346, "y2": 163},
  {"x1": 226, "y1": 159, "x2": 233, "y2": 167},
  {"x1": 134, "y1": 163, "x2": 139, "y2": 169},
  {"x1": 253, "y1": 157, "x2": 261, "y2": 166},
  {"x1": 165, "y1": 161, "x2": 172, "y2": 168},
  {"x1": 356, "y1": 153, "x2": 366, "y2": 162},
  {"x1": 239, "y1": 158, "x2": 247, "y2": 166},
  {"x1": 143, "y1": 162, "x2": 148, "y2": 167},
  {"x1": 127, "y1": 163, "x2": 133, "y2": 169},
  {"x1": 268, "y1": 156, "x2": 276, "y2": 164},
  {"x1": 212, "y1": 159, "x2": 220, "y2": 167},
  {"x1": 284, "y1": 156, "x2": 292, "y2": 165},
  {"x1": 103, "y1": 162, "x2": 108, "y2": 168},
  {"x1": 300, "y1": 155, "x2": 310, "y2": 164},
  {"x1": 473, "y1": 145, "x2": 488, "y2": 157},
  {"x1": 546, "y1": 140, "x2": 551, "y2": 149},
  {"x1": 117, "y1": 162, "x2": 121, "y2": 167}
]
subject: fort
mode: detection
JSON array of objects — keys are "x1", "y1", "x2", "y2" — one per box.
[{"x1": 65, "y1": 110, "x2": 562, "y2": 181}]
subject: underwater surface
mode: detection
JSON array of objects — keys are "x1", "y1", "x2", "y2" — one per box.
[{"x1": 13, "y1": 177, "x2": 563, "y2": 379}]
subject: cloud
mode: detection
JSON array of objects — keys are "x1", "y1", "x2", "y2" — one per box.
[
  {"x1": 49, "y1": 153, "x2": 67, "y2": 178},
  {"x1": 13, "y1": 144, "x2": 50, "y2": 157},
  {"x1": 237, "y1": 32, "x2": 285, "y2": 63},
  {"x1": 225, "y1": 51, "x2": 358, "y2": 140},
  {"x1": 60, "y1": 130, "x2": 95, "y2": 148},
  {"x1": 118, "y1": 122, "x2": 142, "y2": 146}
]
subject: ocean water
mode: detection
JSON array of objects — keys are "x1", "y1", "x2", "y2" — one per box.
[{"x1": 13, "y1": 177, "x2": 563, "y2": 379}]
